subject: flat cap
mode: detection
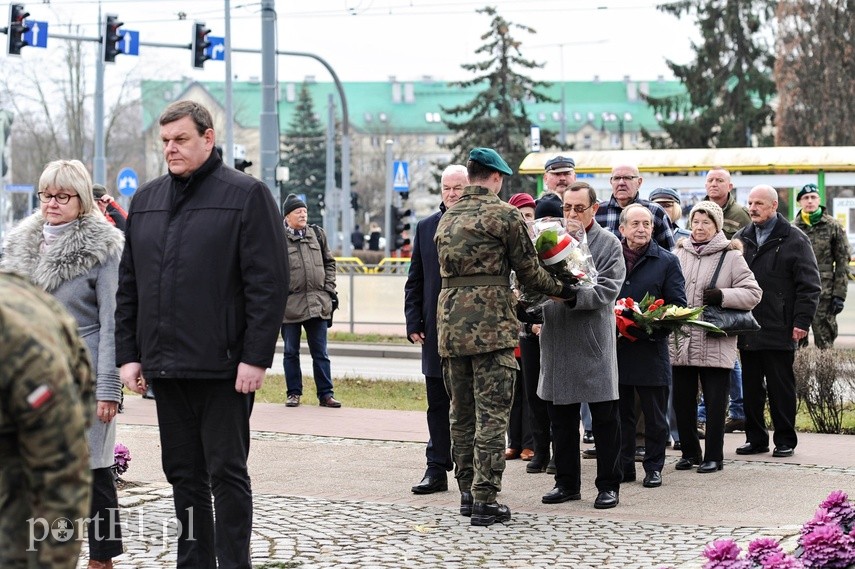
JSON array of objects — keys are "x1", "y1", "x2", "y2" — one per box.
[
  {"x1": 544, "y1": 155, "x2": 575, "y2": 173},
  {"x1": 649, "y1": 187, "x2": 681, "y2": 203},
  {"x1": 469, "y1": 147, "x2": 513, "y2": 176}
]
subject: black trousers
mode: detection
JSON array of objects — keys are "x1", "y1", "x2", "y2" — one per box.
[
  {"x1": 547, "y1": 400, "x2": 621, "y2": 494},
  {"x1": 739, "y1": 350, "x2": 798, "y2": 449},
  {"x1": 88, "y1": 466, "x2": 123, "y2": 560},
  {"x1": 519, "y1": 335, "x2": 551, "y2": 458},
  {"x1": 618, "y1": 384, "x2": 668, "y2": 476},
  {"x1": 424, "y1": 375, "x2": 453, "y2": 476},
  {"x1": 672, "y1": 366, "x2": 729, "y2": 462},
  {"x1": 152, "y1": 379, "x2": 254, "y2": 569},
  {"x1": 508, "y1": 364, "x2": 534, "y2": 450}
]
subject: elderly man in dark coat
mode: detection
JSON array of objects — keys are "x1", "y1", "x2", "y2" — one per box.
[
  {"x1": 615, "y1": 204, "x2": 686, "y2": 489},
  {"x1": 404, "y1": 164, "x2": 467, "y2": 495},
  {"x1": 539, "y1": 182, "x2": 626, "y2": 510}
]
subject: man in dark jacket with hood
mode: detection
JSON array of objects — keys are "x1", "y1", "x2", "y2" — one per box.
[
  {"x1": 115, "y1": 100, "x2": 289, "y2": 569},
  {"x1": 404, "y1": 164, "x2": 467, "y2": 496},
  {"x1": 734, "y1": 185, "x2": 820, "y2": 460}
]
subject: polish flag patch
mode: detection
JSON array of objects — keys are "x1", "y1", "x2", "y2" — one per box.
[{"x1": 27, "y1": 385, "x2": 54, "y2": 409}]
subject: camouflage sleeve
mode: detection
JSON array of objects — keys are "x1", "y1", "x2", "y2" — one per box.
[
  {"x1": 505, "y1": 209, "x2": 563, "y2": 296},
  {"x1": 832, "y1": 221, "x2": 851, "y2": 299},
  {"x1": 1, "y1": 306, "x2": 92, "y2": 568}
]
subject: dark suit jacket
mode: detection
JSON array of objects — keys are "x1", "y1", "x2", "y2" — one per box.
[{"x1": 404, "y1": 206, "x2": 445, "y2": 377}]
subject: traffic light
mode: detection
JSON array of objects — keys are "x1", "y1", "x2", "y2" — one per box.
[
  {"x1": 390, "y1": 206, "x2": 412, "y2": 250},
  {"x1": 7, "y1": 4, "x2": 30, "y2": 56},
  {"x1": 102, "y1": 14, "x2": 123, "y2": 63},
  {"x1": 192, "y1": 22, "x2": 211, "y2": 69}
]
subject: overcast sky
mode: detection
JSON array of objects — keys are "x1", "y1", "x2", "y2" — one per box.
[{"x1": 13, "y1": 0, "x2": 699, "y2": 84}]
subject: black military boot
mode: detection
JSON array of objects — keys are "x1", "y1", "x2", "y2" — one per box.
[
  {"x1": 470, "y1": 501, "x2": 512, "y2": 526},
  {"x1": 459, "y1": 491, "x2": 473, "y2": 517}
]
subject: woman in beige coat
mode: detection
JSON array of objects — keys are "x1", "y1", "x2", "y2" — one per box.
[{"x1": 670, "y1": 201, "x2": 762, "y2": 474}]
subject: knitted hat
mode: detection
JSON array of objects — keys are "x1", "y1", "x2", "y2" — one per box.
[
  {"x1": 689, "y1": 200, "x2": 724, "y2": 232},
  {"x1": 508, "y1": 192, "x2": 536, "y2": 210},
  {"x1": 535, "y1": 192, "x2": 563, "y2": 219},
  {"x1": 283, "y1": 193, "x2": 307, "y2": 216}
]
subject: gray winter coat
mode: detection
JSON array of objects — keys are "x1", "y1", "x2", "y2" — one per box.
[
  {"x1": 670, "y1": 232, "x2": 762, "y2": 369},
  {"x1": 538, "y1": 222, "x2": 625, "y2": 404},
  {"x1": 1, "y1": 212, "x2": 124, "y2": 469}
]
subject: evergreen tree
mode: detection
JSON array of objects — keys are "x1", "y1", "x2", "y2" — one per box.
[
  {"x1": 280, "y1": 83, "x2": 328, "y2": 226},
  {"x1": 774, "y1": 0, "x2": 855, "y2": 146},
  {"x1": 642, "y1": 0, "x2": 777, "y2": 149},
  {"x1": 441, "y1": 6, "x2": 556, "y2": 198}
]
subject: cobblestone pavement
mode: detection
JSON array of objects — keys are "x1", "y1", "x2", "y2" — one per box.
[{"x1": 68, "y1": 426, "x2": 855, "y2": 569}]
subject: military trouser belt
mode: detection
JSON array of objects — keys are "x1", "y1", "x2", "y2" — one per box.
[{"x1": 441, "y1": 275, "x2": 509, "y2": 288}]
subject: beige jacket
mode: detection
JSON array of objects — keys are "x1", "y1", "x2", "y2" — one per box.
[{"x1": 669, "y1": 232, "x2": 762, "y2": 369}]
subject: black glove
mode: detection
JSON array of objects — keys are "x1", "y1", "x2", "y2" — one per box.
[
  {"x1": 830, "y1": 296, "x2": 845, "y2": 315},
  {"x1": 559, "y1": 283, "x2": 578, "y2": 306},
  {"x1": 703, "y1": 288, "x2": 723, "y2": 306},
  {"x1": 329, "y1": 291, "x2": 339, "y2": 312},
  {"x1": 629, "y1": 325, "x2": 651, "y2": 341},
  {"x1": 516, "y1": 301, "x2": 543, "y2": 324}
]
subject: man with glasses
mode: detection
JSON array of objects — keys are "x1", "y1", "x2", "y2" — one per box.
[
  {"x1": 596, "y1": 164, "x2": 675, "y2": 250},
  {"x1": 405, "y1": 164, "x2": 467, "y2": 496},
  {"x1": 539, "y1": 182, "x2": 625, "y2": 509}
]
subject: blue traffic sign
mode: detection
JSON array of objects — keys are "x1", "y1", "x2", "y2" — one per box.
[
  {"x1": 206, "y1": 36, "x2": 225, "y2": 61},
  {"x1": 4, "y1": 184, "x2": 34, "y2": 193},
  {"x1": 23, "y1": 20, "x2": 48, "y2": 48},
  {"x1": 117, "y1": 167, "x2": 139, "y2": 197},
  {"x1": 393, "y1": 161, "x2": 409, "y2": 192},
  {"x1": 118, "y1": 30, "x2": 140, "y2": 56}
]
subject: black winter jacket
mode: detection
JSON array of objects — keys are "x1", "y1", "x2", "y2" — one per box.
[
  {"x1": 735, "y1": 213, "x2": 821, "y2": 351},
  {"x1": 115, "y1": 152, "x2": 289, "y2": 379}
]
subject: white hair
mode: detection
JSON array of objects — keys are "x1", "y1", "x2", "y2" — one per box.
[
  {"x1": 441, "y1": 164, "x2": 468, "y2": 182},
  {"x1": 750, "y1": 184, "x2": 778, "y2": 203}
]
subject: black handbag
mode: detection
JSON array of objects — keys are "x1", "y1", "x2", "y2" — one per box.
[{"x1": 702, "y1": 251, "x2": 761, "y2": 336}]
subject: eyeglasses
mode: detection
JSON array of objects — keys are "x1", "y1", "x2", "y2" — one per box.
[
  {"x1": 562, "y1": 203, "x2": 595, "y2": 214},
  {"x1": 37, "y1": 192, "x2": 80, "y2": 205},
  {"x1": 610, "y1": 175, "x2": 639, "y2": 183}
]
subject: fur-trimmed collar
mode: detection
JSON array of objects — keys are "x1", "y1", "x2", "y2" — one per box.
[{"x1": 1, "y1": 212, "x2": 124, "y2": 292}]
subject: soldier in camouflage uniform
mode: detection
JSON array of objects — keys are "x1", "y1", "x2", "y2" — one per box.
[
  {"x1": 793, "y1": 184, "x2": 850, "y2": 349},
  {"x1": 0, "y1": 271, "x2": 93, "y2": 569},
  {"x1": 435, "y1": 147, "x2": 576, "y2": 527}
]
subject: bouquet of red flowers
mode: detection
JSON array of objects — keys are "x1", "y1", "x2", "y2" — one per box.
[{"x1": 615, "y1": 293, "x2": 723, "y2": 342}]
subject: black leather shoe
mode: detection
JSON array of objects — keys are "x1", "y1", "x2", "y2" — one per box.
[
  {"x1": 526, "y1": 454, "x2": 549, "y2": 473},
  {"x1": 470, "y1": 501, "x2": 512, "y2": 526},
  {"x1": 634, "y1": 446, "x2": 646, "y2": 462},
  {"x1": 411, "y1": 475, "x2": 448, "y2": 494},
  {"x1": 675, "y1": 457, "x2": 700, "y2": 470},
  {"x1": 697, "y1": 460, "x2": 723, "y2": 473},
  {"x1": 673, "y1": 441, "x2": 682, "y2": 451},
  {"x1": 736, "y1": 442, "x2": 769, "y2": 455},
  {"x1": 594, "y1": 490, "x2": 619, "y2": 509},
  {"x1": 583, "y1": 430, "x2": 594, "y2": 444},
  {"x1": 772, "y1": 445, "x2": 794, "y2": 458},
  {"x1": 582, "y1": 447, "x2": 597, "y2": 459},
  {"x1": 621, "y1": 470, "x2": 636, "y2": 483},
  {"x1": 320, "y1": 395, "x2": 342, "y2": 408},
  {"x1": 642, "y1": 471, "x2": 662, "y2": 487},
  {"x1": 541, "y1": 486, "x2": 581, "y2": 504},
  {"x1": 546, "y1": 458, "x2": 556, "y2": 475},
  {"x1": 459, "y1": 491, "x2": 473, "y2": 517}
]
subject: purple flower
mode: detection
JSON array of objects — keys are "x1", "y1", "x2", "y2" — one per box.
[
  {"x1": 113, "y1": 442, "x2": 132, "y2": 475},
  {"x1": 749, "y1": 537, "x2": 784, "y2": 564},
  {"x1": 819, "y1": 490, "x2": 855, "y2": 530},
  {"x1": 703, "y1": 539, "x2": 751, "y2": 569},
  {"x1": 802, "y1": 508, "x2": 836, "y2": 536},
  {"x1": 799, "y1": 523, "x2": 855, "y2": 568},
  {"x1": 758, "y1": 551, "x2": 804, "y2": 569}
]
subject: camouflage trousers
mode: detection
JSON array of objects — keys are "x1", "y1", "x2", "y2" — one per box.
[
  {"x1": 442, "y1": 348, "x2": 517, "y2": 503},
  {"x1": 809, "y1": 295, "x2": 838, "y2": 349}
]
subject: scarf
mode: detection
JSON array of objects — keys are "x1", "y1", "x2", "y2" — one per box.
[
  {"x1": 800, "y1": 208, "x2": 823, "y2": 227},
  {"x1": 41, "y1": 220, "x2": 76, "y2": 252},
  {"x1": 622, "y1": 241, "x2": 648, "y2": 274}
]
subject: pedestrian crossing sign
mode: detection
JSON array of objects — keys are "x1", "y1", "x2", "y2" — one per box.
[{"x1": 393, "y1": 161, "x2": 410, "y2": 192}]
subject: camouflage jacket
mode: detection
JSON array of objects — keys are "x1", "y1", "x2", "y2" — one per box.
[
  {"x1": 0, "y1": 271, "x2": 93, "y2": 568},
  {"x1": 705, "y1": 192, "x2": 750, "y2": 239},
  {"x1": 434, "y1": 185, "x2": 563, "y2": 357},
  {"x1": 793, "y1": 208, "x2": 850, "y2": 299}
]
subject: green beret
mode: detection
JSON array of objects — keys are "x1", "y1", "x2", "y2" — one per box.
[{"x1": 469, "y1": 147, "x2": 513, "y2": 176}]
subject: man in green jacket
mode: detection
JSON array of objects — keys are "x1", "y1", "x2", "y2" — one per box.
[
  {"x1": 793, "y1": 184, "x2": 850, "y2": 349},
  {"x1": 435, "y1": 147, "x2": 576, "y2": 527},
  {"x1": 704, "y1": 168, "x2": 750, "y2": 239}
]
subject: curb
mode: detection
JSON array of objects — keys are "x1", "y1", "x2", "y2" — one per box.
[{"x1": 276, "y1": 341, "x2": 422, "y2": 360}]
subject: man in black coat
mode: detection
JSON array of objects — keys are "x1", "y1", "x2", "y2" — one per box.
[
  {"x1": 734, "y1": 185, "x2": 821, "y2": 459},
  {"x1": 115, "y1": 100, "x2": 289, "y2": 569},
  {"x1": 404, "y1": 164, "x2": 467, "y2": 496}
]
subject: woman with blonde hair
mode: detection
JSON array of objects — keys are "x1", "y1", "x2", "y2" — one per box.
[{"x1": 2, "y1": 159, "x2": 125, "y2": 568}]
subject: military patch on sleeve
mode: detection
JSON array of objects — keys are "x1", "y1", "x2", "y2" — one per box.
[{"x1": 26, "y1": 384, "x2": 53, "y2": 408}]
